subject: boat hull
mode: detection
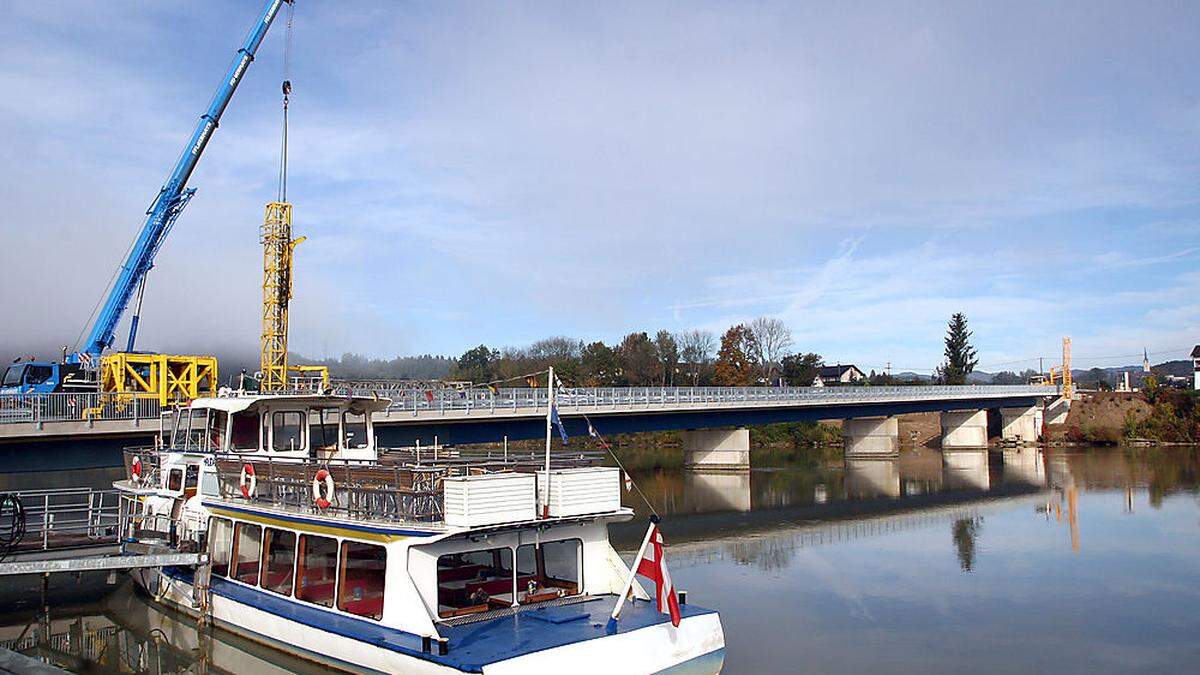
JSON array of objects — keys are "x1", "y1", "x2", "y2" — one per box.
[{"x1": 136, "y1": 568, "x2": 724, "y2": 674}]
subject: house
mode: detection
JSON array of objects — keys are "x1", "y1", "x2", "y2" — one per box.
[
  {"x1": 1192, "y1": 345, "x2": 1200, "y2": 391},
  {"x1": 816, "y1": 364, "x2": 866, "y2": 386}
]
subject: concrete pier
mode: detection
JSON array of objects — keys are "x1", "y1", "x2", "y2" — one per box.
[
  {"x1": 1000, "y1": 405, "x2": 1039, "y2": 444},
  {"x1": 682, "y1": 428, "x2": 750, "y2": 470},
  {"x1": 843, "y1": 417, "x2": 899, "y2": 457},
  {"x1": 940, "y1": 410, "x2": 989, "y2": 449}
]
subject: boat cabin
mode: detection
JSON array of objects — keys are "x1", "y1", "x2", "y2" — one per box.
[{"x1": 162, "y1": 394, "x2": 389, "y2": 462}]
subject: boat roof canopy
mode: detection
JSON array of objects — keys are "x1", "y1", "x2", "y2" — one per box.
[{"x1": 188, "y1": 394, "x2": 391, "y2": 416}]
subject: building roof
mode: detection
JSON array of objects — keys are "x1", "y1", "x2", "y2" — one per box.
[{"x1": 817, "y1": 364, "x2": 864, "y2": 378}]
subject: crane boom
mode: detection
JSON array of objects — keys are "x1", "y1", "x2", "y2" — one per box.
[{"x1": 76, "y1": 0, "x2": 292, "y2": 362}]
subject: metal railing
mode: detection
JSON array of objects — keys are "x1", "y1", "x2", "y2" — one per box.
[
  {"x1": 0, "y1": 385, "x2": 1055, "y2": 426},
  {"x1": 0, "y1": 392, "x2": 161, "y2": 428},
  {"x1": 6, "y1": 487, "x2": 122, "y2": 553}
]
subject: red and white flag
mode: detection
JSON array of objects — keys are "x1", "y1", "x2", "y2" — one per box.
[{"x1": 636, "y1": 524, "x2": 681, "y2": 626}]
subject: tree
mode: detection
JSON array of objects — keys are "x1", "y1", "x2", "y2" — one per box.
[
  {"x1": 678, "y1": 329, "x2": 716, "y2": 385},
  {"x1": 616, "y1": 332, "x2": 659, "y2": 385},
  {"x1": 749, "y1": 317, "x2": 793, "y2": 381},
  {"x1": 939, "y1": 312, "x2": 979, "y2": 385},
  {"x1": 453, "y1": 344, "x2": 499, "y2": 383},
  {"x1": 990, "y1": 370, "x2": 1023, "y2": 385},
  {"x1": 781, "y1": 352, "x2": 823, "y2": 386},
  {"x1": 580, "y1": 341, "x2": 618, "y2": 386},
  {"x1": 714, "y1": 325, "x2": 760, "y2": 386},
  {"x1": 654, "y1": 330, "x2": 679, "y2": 386}
]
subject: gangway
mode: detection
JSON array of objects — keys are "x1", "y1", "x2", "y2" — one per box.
[{"x1": 0, "y1": 488, "x2": 203, "y2": 576}]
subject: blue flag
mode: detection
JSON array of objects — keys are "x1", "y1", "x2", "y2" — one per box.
[{"x1": 551, "y1": 404, "x2": 569, "y2": 444}]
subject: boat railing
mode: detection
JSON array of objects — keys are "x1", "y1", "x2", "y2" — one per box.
[
  {"x1": 214, "y1": 456, "x2": 450, "y2": 524},
  {"x1": 121, "y1": 448, "x2": 163, "y2": 489}
]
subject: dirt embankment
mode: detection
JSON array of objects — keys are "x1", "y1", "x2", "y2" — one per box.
[{"x1": 1051, "y1": 391, "x2": 1153, "y2": 443}]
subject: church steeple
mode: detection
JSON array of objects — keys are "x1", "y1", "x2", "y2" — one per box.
[{"x1": 1142, "y1": 348, "x2": 1151, "y2": 373}]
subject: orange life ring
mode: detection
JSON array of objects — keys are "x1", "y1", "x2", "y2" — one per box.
[
  {"x1": 130, "y1": 456, "x2": 143, "y2": 484},
  {"x1": 239, "y1": 463, "x2": 257, "y2": 499},
  {"x1": 312, "y1": 469, "x2": 334, "y2": 509}
]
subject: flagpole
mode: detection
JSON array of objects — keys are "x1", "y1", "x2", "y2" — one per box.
[
  {"x1": 543, "y1": 365, "x2": 554, "y2": 518},
  {"x1": 609, "y1": 514, "x2": 659, "y2": 626}
]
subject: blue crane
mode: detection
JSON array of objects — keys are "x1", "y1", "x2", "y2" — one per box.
[{"x1": 2, "y1": 0, "x2": 292, "y2": 394}]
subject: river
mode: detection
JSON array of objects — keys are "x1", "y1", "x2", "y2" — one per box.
[{"x1": 0, "y1": 446, "x2": 1197, "y2": 673}]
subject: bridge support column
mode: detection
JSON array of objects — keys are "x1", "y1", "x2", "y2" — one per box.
[
  {"x1": 940, "y1": 410, "x2": 988, "y2": 449},
  {"x1": 842, "y1": 417, "x2": 899, "y2": 457},
  {"x1": 1000, "y1": 405, "x2": 1039, "y2": 444},
  {"x1": 682, "y1": 429, "x2": 750, "y2": 471}
]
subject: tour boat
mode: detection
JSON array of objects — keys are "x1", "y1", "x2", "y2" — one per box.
[{"x1": 114, "y1": 393, "x2": 725, "y2": 673}]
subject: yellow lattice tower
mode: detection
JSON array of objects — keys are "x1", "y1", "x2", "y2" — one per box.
[
  {"x1": 261, "y1": 201, "x2": 304, "y2": 392},
  {"x1": 1061, "y1": 336, "x2": 1073, "y2": 399}
]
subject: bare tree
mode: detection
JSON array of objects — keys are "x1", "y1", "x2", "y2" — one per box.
[
  {"x1": 677, "y1": 329, "x2": 716, "y2": 385},
  {"x1": 749, "y1": 317, "x2": 793, "y2": 382}
]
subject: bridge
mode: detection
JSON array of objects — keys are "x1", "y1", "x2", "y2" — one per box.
[{"x1": 0, "y1": 385, "x2": 1055, "y2": 469}]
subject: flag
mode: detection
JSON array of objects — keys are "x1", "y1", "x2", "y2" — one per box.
[
  {"x1": 587, "y1": 419, "x2": 611, "y2": 450},
  {"x1": 624, "y1": 471, "x2": 633, "y2": 492},
  {"x1": 487, "y1": 384, "x2": 498, "y2": 395},
  {"x1": 550, "y1": 404, "x2": 569, "y2": 444},
  {"x1": 636, "y1": 524, "x2": 681, "y2": 627},
  {"x1": 424, "y1": 390, "x2": 434, "y2": 403}
]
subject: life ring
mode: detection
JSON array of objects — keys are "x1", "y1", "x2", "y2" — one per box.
[
  {"x1": 130, "y1": 456, "x2": 143, "y2": 484},
  {"x1": 239, "y1": 463, "x2": 257, "y2": 499},
  {"x1": 312, "y1": 469, "x2": 334, "y2": 509}
]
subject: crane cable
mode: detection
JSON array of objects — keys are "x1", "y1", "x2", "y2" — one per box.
[{"x1": 277, "y1": 0, "x2": 294, "y2": 202}]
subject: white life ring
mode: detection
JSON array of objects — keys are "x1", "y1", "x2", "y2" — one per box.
[
  {"x1": 312, "y1": 469, "x2": 334, "y2": 509},
  {"x1": 130, "y1": 456, "x2": 143, "y2": 484},
  {"x1": 239, "y1": 463, "x2": 257, "y2": 499}
]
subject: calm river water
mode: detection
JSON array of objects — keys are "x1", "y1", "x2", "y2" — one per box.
[{"x1": 0, "y1": 446, "x2": 1197, "y2": 673}]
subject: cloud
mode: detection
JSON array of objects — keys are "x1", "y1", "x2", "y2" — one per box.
[{"x1": 1, "y1": 1, "x2": 1199, "y2": 365}]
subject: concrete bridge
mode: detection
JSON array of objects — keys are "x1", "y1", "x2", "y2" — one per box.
[{"x1": 0, "y1": 385, "x2": 1055, "y2": 469}]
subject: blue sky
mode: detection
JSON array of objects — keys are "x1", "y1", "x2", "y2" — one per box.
[{"x1": 1, "y1": 1, "x2": 1197, "y2": 374}]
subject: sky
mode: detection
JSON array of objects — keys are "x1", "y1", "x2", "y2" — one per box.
[{"x1": 1, "y1": 1, "x2": 1198, "y2": 375}]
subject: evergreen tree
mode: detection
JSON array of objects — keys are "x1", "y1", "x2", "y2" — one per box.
[{"x1": 940, "y1": 312, "x2": 979, "y2": 385}]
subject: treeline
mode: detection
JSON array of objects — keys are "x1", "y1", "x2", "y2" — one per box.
[
  {"x1": 451, "y1": 318, "x2": 828, "y2": 387},
  {"x1": 296, "y1": 352, "x2": 454, "y2": 381}
]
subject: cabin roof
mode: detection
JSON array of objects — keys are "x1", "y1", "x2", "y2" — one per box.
[{"x1": 189, "y1": 393, "x2": 392, "y2": 415}]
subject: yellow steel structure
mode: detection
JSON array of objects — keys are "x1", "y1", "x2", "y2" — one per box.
[
  {"x1": 1061, "y1": 336, "x2": 1073, "y2": 398},
  {"x1": 100, "y1": 352, "x2": 218, "y2": 404},
  {"x1": 289, "y1": 364, "x2": 330, "y2": 391},
  {"x1": 261, "y1": 201, "x2": 305, "y2": 392}
]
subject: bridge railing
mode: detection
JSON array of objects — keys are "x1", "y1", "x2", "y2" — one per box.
[{"x1": 0, "y1": 385, "x2": 1055, "y2": 426}]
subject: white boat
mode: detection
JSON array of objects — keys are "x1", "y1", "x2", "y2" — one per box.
[{"x1": 114, "y1": 393, "x2": 725, "y2": 674}]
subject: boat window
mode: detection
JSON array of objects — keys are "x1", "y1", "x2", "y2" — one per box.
[
  {"x1": 515, "y1": 539, "x2": 582, "y2": 604},
  {"x1": 296, "y1": 534, "x2": 338, "y2": 608},
  {"x1": 437, "y1": 548, "x2": 514, "y2": 618},
  {"x1": 232, "y1": 522, "x2": 263, "y2": 585},
  {"x1": 342, "y1": 412, "x2": 369, "y2": 450},
  {"x1": 310, "y1": 409, "x2": 340, "y2": 451},
  {"x1": 230, "y1": 412, "x2": 259, "y2": 452},
  {"x1": 184, "y1": 465, "x2": 199, "y2": 494},
  {"x1": 209, "y1": 518, "x2": 233, "y2": 577},
  {"x1": 339, "y1": 541, "x2": 386, "y2": 620},
  {"x1": 207, "y1": 410, "x2": 228, "y2": 451},
  {"x1": 200, "y1": 470, "x2": 220, "y2": 498},
  {"x1": 167, "y1": 468, "x2": 183, "y2": 492},
  {"x1": 271, "y1": 411, "x2": 305, "y2": 452},
  {"x1": 183, "y1": 409, "x2": 207, "y2": 451},
  {"x1": 261, "y1": 528, "x2": 296, "y2": 596}
]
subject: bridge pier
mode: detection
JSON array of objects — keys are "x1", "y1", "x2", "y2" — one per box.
[
  {"x1": 1000, "y1": 405, "x2": 1039, "y2": 445},
  {"x1": 842, "y1": 417, "x2": 899, "y2": 457},
  {"x1": 940, "y1": 410, "x2": 988, "y2": 449},
  {"x1": 682, "y1": 428, "x2": 750, "y2": 471}
]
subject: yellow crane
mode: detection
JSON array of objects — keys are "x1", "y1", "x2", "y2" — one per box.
[{"x1": 1046, "y1": 336, "x2": 1073, "y2": 398}]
